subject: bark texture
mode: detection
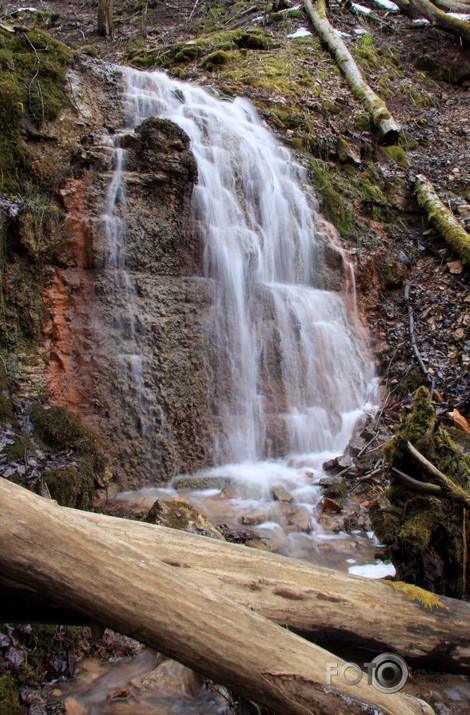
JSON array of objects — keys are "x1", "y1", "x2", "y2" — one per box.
[{"x1": 0, "y1": 479, "x2": 433, "y2": 715}]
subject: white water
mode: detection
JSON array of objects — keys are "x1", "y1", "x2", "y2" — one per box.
[{"x1": 124, "y1": 68, "x2": 372, "y2": 466}]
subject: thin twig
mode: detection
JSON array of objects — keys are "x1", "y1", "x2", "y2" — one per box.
[
  {"x1": 23, "y1": 32, "x2": 44, "y2": 121},
  {"x1": 404, "y1": 281, "x2": 435, "y2": 398},
  {"x1": 188, "y1": 0, "x2": 201, "y2": 23}
]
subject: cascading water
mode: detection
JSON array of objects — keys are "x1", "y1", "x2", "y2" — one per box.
[{"x1": 123, "y1": 68, "x2": 371, "y2": 467}]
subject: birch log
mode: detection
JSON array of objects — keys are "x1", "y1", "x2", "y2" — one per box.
[
  {"x1": 415, "y1": 174, "x2": 470, "y2": 265},
  {"x1": 0, "y1": 479, "x2": 432, "y2": 715},
  {"x1": 303, "y1": 0, "x2": 400, "y2": 144}
]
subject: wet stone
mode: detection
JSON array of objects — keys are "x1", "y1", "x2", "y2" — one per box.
[{"x1": 271, "y1": 485, "x2": 293, "y2": 503}]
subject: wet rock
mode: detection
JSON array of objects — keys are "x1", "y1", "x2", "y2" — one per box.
[
  {"x1": 321, "y1": 497, "x2": 343, "y2": 513},
  {"x1": 318, "y1": 475, "x2": 347, "y2": 499},
  {"x1": 322, "y1": 454, "x2": 353, "y2": 473},
  {"x1": 271, "y1": 485, "x2": 293, "y2": 503},
  {"x1": 173, "y1": 475, "x2": 230, "y2": 491},
  {"x1": 144, "y1": 498, "x2": 225, "y2": 540}
]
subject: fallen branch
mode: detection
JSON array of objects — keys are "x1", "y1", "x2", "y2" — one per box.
[
  {"x1": 0, "y1": 479, "x2": 432, "y2": 714},
  {"x1": 303, "y1": 0, "x2": 400, "y2": 143},
  {"x1": 391, "y1": 466, "x2": 442, "y2": 495},
  {"x1": 406, "y1": 440, "x2": 470, "y2": 509},
  {"x1": 415, "y1": 174, "x2": 470, "y2": 265}
]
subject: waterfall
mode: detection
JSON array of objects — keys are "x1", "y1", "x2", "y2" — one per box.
[{"x1": 120, "y1": 68, "x2": 371, "y2": 468}]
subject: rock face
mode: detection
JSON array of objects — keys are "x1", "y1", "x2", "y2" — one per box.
[{"x1": 37, "y1": 63, "x2": 216, "y2": 488}]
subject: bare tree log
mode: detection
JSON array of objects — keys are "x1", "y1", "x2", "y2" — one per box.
[
  {"x1": 303, "y1": 0, "x2": 400, "y2": 143},
  {"x1": 3, "y1": 492, "x2": 470, "y2": 673},
  {"x1": 415, "y1": 175, "x2": 470, "y2": 265},
  {"x1": 0, "y1": 479, "x2": 432, "y2": 715},
  {"x1": 402, "y1": 0, "x2": 470, "y2": 41},
  {"x1": 406, "y1": 440, "x2": 470, "y2": 509}
]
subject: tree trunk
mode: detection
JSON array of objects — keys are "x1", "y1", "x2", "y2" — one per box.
[
  {"x1": 415, "y1": 174, "x2": 470, "y2": 265},
  {"x1": 303, "y1": 0, "x2": 400, "y2": 144},
  {"x1": 97, "y1": 0, "x2": 107, "y2": 36},
  {"x1": 0, "y1": 479, "x2": 432, "y2": 715}
]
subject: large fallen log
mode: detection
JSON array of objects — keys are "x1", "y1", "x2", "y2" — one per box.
[
  {"x1": 303, "y1": 0, "x2": 400, "y2": 144},
  {"x1": 2, "y1": 487, "x2": 470, "y2": 674},
  {"x1": 0, "y1": 479, "x2": 432, "y2": 715}
]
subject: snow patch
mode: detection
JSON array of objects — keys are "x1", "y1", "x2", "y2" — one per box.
[
  {"x1": 412, "y1": 18, "x2": 431, "y2": 25},
  {"x1": 348, "y1": 560, "x2": 396, "y2": 579},
  {"x1": 448, "y1": 12, "x2": 470, "y2": 20},
  {"x1": 287, "y1": 27, "x2": 312, "y2": 39},
  {"x1": 371, "y1": 0, "x2": 399, "y2": 10},
  {"x1": 352, "y1": 3, "x2": 372, "y2": 14}
]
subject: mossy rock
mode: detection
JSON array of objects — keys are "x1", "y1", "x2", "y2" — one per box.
[
  {"x1": 0, "y1": 358, "x2": 14, "y2": 423},
  {"x1": 30, "y1": 404, "x2": 107, "y2": 475},
  {"x1": 201, "y1": 50, "x2": 230, "y2": 71},
  {"x1": 309, "y1": 158, "x2": 354, "y2": 238},
  {"x1": 0, "y1": 674, "x2": 24, "y2": 715},
  {"x1": 44, "y1": 466, "x2": 94, "y2": 510},
  {"x1": 0, "y1": 27, "x2": 72, "y2": 194},
  {"x1": 2, "y1": 436, "x2": 34, "y2": 462},
  {"x1": 380, "y1": 145, "x2": 408, "y2": 169}
]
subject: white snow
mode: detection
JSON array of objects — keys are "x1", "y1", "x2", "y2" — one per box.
[
  {"x1": 353, "y1": 27, "x2": 369, "y2": 34},
  {"x1": 371, "y1": 0, "x2": 399, "y2": 10},
  {"x1": 412, "y1": 18, "x2": 431, "y2": 25},
  {"x1": 348, "y1": 560, "x2": 396, "y2": 579},
  {"x1": 448, "y1": 12, "x2": 470, "y2": 20},
  {"x1": 352, "y1": 3, "x2": 373, "y2": 14},
  {"x1": 287, "y1": 27, "x2": 312, "y2": 39}
]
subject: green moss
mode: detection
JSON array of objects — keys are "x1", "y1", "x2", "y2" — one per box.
[
  {"x1": 44, "y1": 466, "x2": 94, "y2": 509},
  {"x1": 0, "y1": 27, "x2": 71, "y2": 194},
  {"x1": 0, "y1": 674, "x2": 23, "y2": 715},
  {"x1": 360, "y1": 177, "x2": 387, "y2": 205},
  {"x1": 385, "y1": 581, "x2": 449, "y2": 611},
  {"x1": 309, "y1": 159, "x2": 354, "y2": 237},
  {"x1": 2, "y1": 436, "x2": 34, "y2": 462},
  {"x1": 30, "y1": 404, "x2": 107, "y2": 475},
  {"x1": 380, "y1": 145, "x2": 408, "y2": 169},
  {"x1": 383, "y1": 386, "x2": 435, "y2": 466},
  {"x1": 353, "y1": 114, "x2": 371, "y2": 132},
  {"x1": 201, "y1": 49, "x2": 230, "y2": 71},
  {"x1": 382, "y1": 386, "x2": 470, "y2": 598}
]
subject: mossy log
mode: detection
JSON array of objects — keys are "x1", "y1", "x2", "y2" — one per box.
[
  {"x1": 2, "y1": 483, "x2": 470, "y2": 675},
  {"x1": 415, "y1": 175, "x2": 470, "y2": 265},
  {"x1": 0, "y1": 480, "x2": 432, "y2": 715},
  {"x1": 303, "y1": 0, "x2": 400, "y2": 144},
  {"x1": 399, "y1": 0, "x2": 470, "y2": 42}
]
